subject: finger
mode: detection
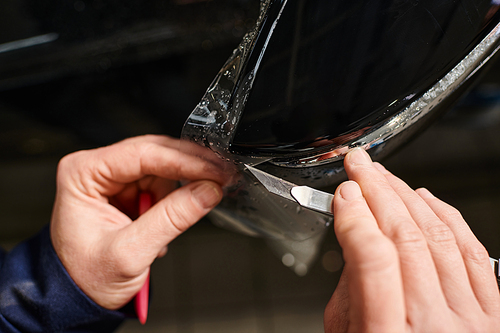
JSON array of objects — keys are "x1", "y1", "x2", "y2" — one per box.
[
  {"x1": 112, "y1": 180, "x2": 222, "y2": 276},
  {"x1": 58, "y1": 137, "x2": 226, "y2": 198},
  {"x1": 344, "y1": 149, "x2": 417, "y2": 233},
  {"x1": 344, "y1": 149, "x2": 448, "y2": 324},
  {"x1": 324, "y1": 271, "x2": 349, "y2": 333},
  {"x1": 115, "y1": 134, "x2": 181, "y2": 148},
  {"x1": 109, "y1": 177, "x2": 178, "y2": 218},
  {"x1": 333, "y1": 181, "x2": 405, "y2": 332},
  {"x1": 120, "y1": 135, "x2": 228, "y2": 174},
  {"x1": 373, "y1": 163, "x2": 481, "y2": 315},
  {"x1": 97, "y1": 139, "x2": 223, "y2": 184},
  {"x1": 417, "y1": 188, "x2": 500, "y2": 315}
]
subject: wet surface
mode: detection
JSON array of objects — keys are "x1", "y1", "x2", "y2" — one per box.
[{"x1": 231, "y1": 0, "x2": 500, "y2": 154}]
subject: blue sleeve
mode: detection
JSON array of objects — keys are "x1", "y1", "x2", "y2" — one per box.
[{"x1": 0, "y1": 225, "x2": 126, "y2": 332}]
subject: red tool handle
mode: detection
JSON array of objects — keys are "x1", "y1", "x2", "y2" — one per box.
[{"x1": 135, "y1": 192, "x2": 152, "y2": 325}]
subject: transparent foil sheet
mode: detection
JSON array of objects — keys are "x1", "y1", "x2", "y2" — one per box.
[{"x1": 180, "y1": 0, "x2": 331, "y2": 272}]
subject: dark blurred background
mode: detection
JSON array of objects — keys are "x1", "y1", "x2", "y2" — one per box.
[{"x1": 0, "y1": 0, "x2": 499, "y2": 331}]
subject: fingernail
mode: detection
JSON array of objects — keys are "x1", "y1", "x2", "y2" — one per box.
[
  {"x1": 338, "y1": 181, "x2": 363, "y2": 201},
  {"x1": 192, "y1": 182, "x2": 222, "y2": 209},
  {"x1": 348, "y1": 148, "x2": 372, "y2": 165},
  {"x1": 416, "y1": 187, "x2": 434, "y2": 199}
]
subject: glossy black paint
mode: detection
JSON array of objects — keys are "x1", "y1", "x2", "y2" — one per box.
[
  {"x1": 0, "y1": 0, "x2": 258, "y2": 90},
  {"x1": 231, "y1": 0, "x2": 500, "y2": 156}
]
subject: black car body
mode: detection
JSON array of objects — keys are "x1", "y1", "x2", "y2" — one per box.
[{"x1": 2, "y1": 0, "x2": 500, "y2": 273}]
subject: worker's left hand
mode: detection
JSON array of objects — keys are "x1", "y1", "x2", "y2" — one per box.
[{"x1": 50, "y1": 135, "x2": 224, "y2": 310}]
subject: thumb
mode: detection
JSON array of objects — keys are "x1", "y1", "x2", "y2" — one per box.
[
  {"x1": 155, "y1": 180, "x2": 223, "y2": 234},
  {"x1": 116, "y1": 180, "x2": 222, "y2": 267}
]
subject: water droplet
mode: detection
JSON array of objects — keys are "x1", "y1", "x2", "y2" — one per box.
[
  {"x1": 282, "y1": 253, "x2": 295, "y2": 267},
  {"x1": 294, "y1": 263, "x2": 308, "y2": 276}
]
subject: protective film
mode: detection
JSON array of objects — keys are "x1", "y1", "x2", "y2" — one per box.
[{"x1": 180, "y1": 0, "x2": 332, "y2": 273}]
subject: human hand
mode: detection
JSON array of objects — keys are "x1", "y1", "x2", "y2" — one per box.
[
  {"x1": 324, "y1": 148, "x2": 500, "y2": 332},
  {"x1": 50, "y1": 135, "x2": 224, "y2": 310}
]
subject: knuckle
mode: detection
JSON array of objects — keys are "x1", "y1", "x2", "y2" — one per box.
[
  {"x1": 423, "y1": 223, "x2": 456, "y2": 247},
  {"x1": 363, "y1": 243, "x2": 399, "y2": 272},
  {"x1": 391, "y1": 224, "x2": 428, "y2": 252},
  {"x1": 57, "y1": 151, "x2": 82, "y2": 174},
  {"x1": 118, "y1": 135, "x2": 154, "y2": 145},
  {"x1": 135, "y1": 140, "x2": 155, "y2": 152},
  {"x1": 347, "y1": 233, "x2": 399, "y2": 272},
  {"x1": 56, "y1": 151, "x2": 90, "y2": 187},
  {"x1": 132, "y1": 142, "x2": 153, "y2": 160},
  {"x1": 121, "y1": 140, "x2": 154, "y2": 161},
  {"x1": 462, "y1": 240, "x2": 490, "y2": 265},
  {"x1": 335, "y1": 213, "x2": 370, "y2": 236},
  {"x1": 440, "y1": 205, "x2": 464, "y2": 223}
]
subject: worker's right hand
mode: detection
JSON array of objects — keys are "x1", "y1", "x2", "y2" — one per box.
[
  {"x1": 50, "y1": 135, "x2": 224, "y2": 310},
  {"x1": 324, "y1": 148, "x2": 500, "y2": 332}
]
